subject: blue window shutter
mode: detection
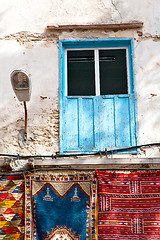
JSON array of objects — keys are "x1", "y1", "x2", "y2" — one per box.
[
  {"x1": 62, "y1": 97, "x2": 98, "y2": 153},
  {"x1": 61, "y1": 94, "x2": 137, "y2": 153},
  {"x1": 59, "y1": 39, "x2": 138, "y2": 154},
  {"x1": 100, "y1": 95, "x2": 137, "y2": 151}
]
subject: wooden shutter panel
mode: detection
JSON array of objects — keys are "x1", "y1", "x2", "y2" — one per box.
[
  {"x1": 61, "y1": 97, "x2": 98, "y2": 153},
  {"x1": 60, "y1": 94, "x2": 137, "y2": 154},
  {"x1": 99, "y1": 94, "x2": 137, "y2": 151}
]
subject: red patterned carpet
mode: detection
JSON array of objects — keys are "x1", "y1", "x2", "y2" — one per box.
[
  {"x1": 96, "y1": 170, "x2": 160, "y2": 240},
  {"x1": 0, "y1": 174, "x2": 24, "y2": 240}
]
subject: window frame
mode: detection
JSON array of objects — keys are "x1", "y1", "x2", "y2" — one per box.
[
  {"x1": 59, "y1": 38, "x2": 138, "y2": 155},
  {"x1": 65, "y1": 47, "x2": 131, "y2": 96},
  {"x1": 59, "y1": 38, "x2": 136, "y2": 98}
]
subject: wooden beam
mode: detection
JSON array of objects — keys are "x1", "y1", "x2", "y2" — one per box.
[
  {"x1": 47, "y1": 22, "x2": 143, "y2": 31},
  {"x1": 34, "y1": 158, "x2": 160, "y2": 166},
  {"x1": 33, "y1": 157, "x2": 160, "y2": 170},
  {"x1": 0, "y1": 157, "x2": 160, "y2": 171}
]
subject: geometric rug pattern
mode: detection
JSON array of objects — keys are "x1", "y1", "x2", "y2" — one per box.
[
  {"x1": 96, "y1": 170, "x2": 160, "y2": 240},
  {"x1": 25, "y1": 174, "x2": 98, "y2": 240},
  {"x1": 0, "y1": 174, "x2": 25, "y2": 240}
]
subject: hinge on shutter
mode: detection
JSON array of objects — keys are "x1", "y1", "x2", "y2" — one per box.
[
  {"x1": 99, "y1": 151, "x2": 102, "y2": 158},
  {"x1": 105, "y1": 148, "x2": 108, "y2": 157}
]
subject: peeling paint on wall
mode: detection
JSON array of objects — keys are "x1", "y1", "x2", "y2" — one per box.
[{"x1": 0, "y1": 0, "x2": 160, "y2": 163}]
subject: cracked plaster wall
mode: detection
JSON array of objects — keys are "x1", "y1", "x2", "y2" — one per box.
[
  {"x1": 0, "y1": 0, "x2": 160, "y2": 36},
  {"x1": 0, "y1": 0, "x2": 160, "y2": 160}
]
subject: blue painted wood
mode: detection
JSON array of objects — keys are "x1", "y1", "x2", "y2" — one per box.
[
  {"x1": 129, "y1": 94, "x2": 137, "y2": 146},
  {"x1": 115, "y1": 96, "x2": 131, "y2": 147},
  {"x1": 128, "y1": 43, "x2": 134, "y2": 94},
  {"x1": 79, "y1": 98, "x2": 95, "y2": 149},
  {"x1": 94, "y1": 97, "x2": 101, "y2": 150},
  {"x1": 60, "y1": 38, "x2": 133, "y2": 49},
  {"x1": 100, "y1": 97, "x2": 115, "y2": 150},
  {"x1": 64, "y1": 98, "x2": 79, "y2": 150},
  {"x1": 130, "y1": 39, "x2": 139, "y2": 146},
  {"x1": 59, "y1": 38, "x2": 138, "y2": 154},
  {"x1": 62, "y1": 95, "x2": 136, "y2": 153},
  {"x1": 63, "y1": 97, "x2": 97, "y2": 152}
]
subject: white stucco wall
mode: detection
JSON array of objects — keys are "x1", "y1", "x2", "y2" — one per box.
[
  {"x1": 0, "y1": 0, "x2": 160, "y2": 37},
  {"x1": 0, "y1": 0, "x2": 160, "y2": 159}
]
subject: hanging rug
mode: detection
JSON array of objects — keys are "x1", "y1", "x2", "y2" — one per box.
[
  {"x1": 0, "y1": 174, "x2": 25, "y2": 240},
  {"x1": 96, "y1": 170, "x2": 160, "y2": 240},
  {"x1": 25, "y1": 174, "x2": 97, "y2": 240}
]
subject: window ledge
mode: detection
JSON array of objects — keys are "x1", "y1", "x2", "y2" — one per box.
[{"x1": 47, "y1": 22, "x2": 143, "y2": 31}]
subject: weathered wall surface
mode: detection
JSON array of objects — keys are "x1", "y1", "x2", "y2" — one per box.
[
  {"x1": 0, "y1": 0, "x2": 160, "y2": 36},
  {"x1": 0, "y1": 0, "x2": 160, "y2": 162}
]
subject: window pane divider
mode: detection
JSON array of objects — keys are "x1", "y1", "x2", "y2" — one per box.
[{"x1": 94, "y1": 49, "x2": 100, "y2": 96}]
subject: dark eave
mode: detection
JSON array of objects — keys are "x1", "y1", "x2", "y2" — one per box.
[{"x1": 47, "y1": 22, "x2": 143, "y2": 31}]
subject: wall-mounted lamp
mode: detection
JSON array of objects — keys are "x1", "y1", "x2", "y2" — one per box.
[
  {"x1": 11, "y1": 69, "x2": 31, "y2": 101},
  {"x1": 11, "y1": 69, "x2": 31, "y2": 142}
]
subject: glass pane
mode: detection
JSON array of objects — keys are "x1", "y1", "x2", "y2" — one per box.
[
  {"x1": 67, "y1": 50, "x2": 95, "y2": 96},
  {"x1": 99, "y1": 49, "x2": 128, "y2": 95},
  {"x1": 13, "y1": 72, "x2": 29, "y2": 89}
]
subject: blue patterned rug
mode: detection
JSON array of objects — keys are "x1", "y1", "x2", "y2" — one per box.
[{"x1": 25, "y1": 174, "x2": 97, "y2": 240}]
